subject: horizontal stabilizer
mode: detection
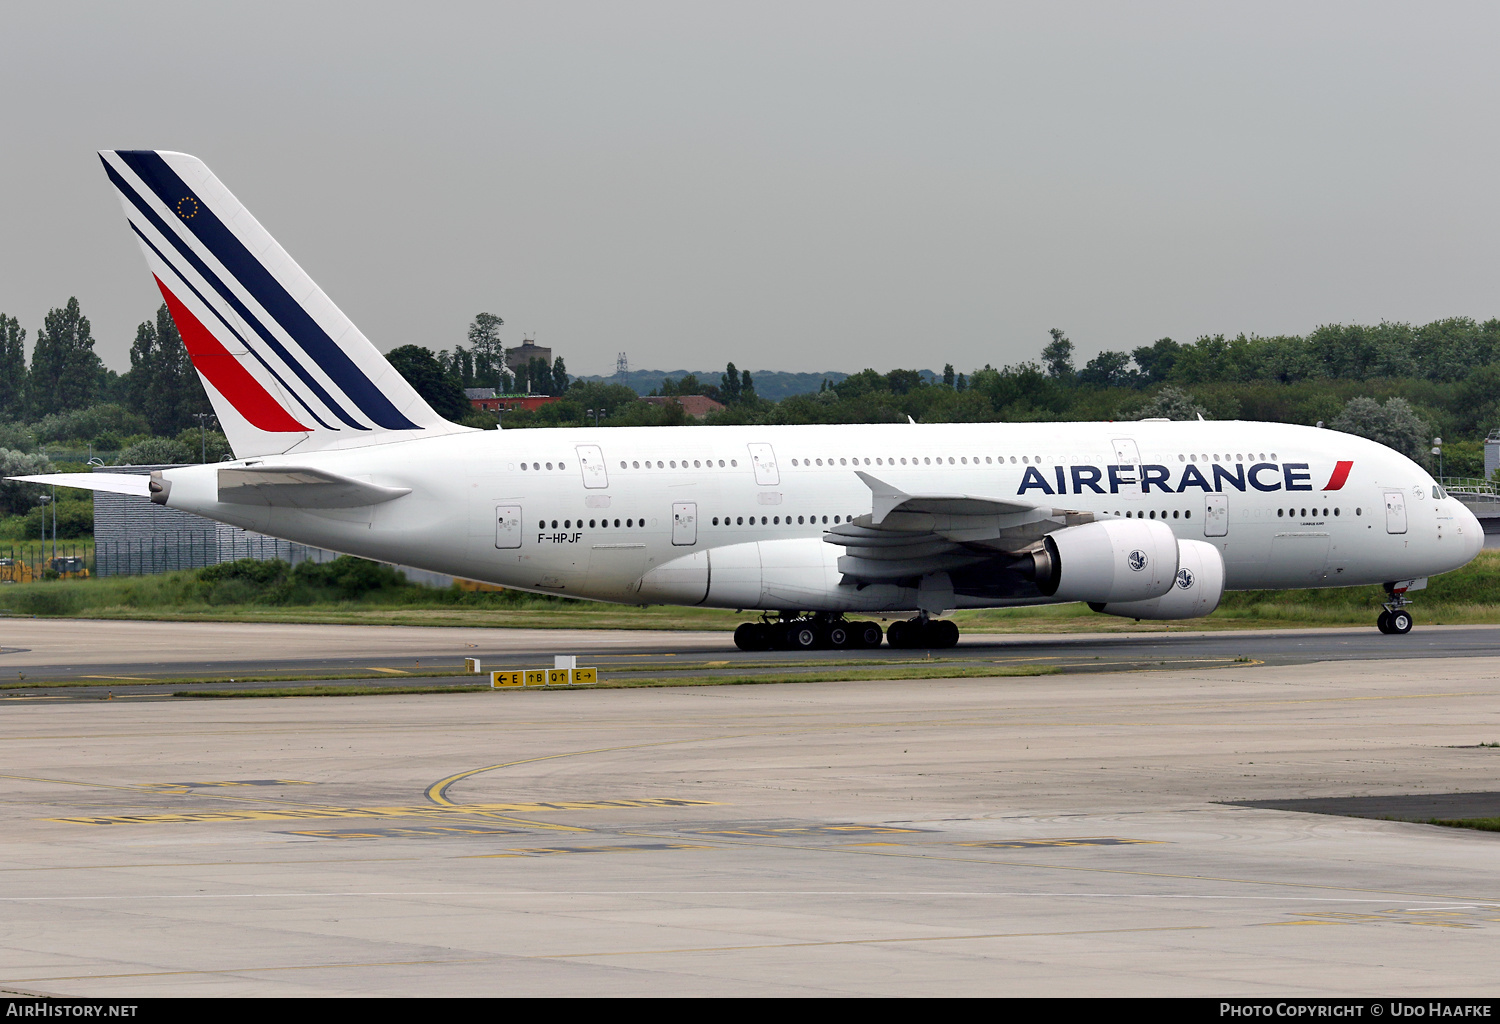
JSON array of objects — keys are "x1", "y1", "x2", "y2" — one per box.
[
  {"x1": 217, "y1": 466, "x2": 411, "y2": 508},
  {"x1": 6, "y1": 473, "x2": 153, "y2": 496}
]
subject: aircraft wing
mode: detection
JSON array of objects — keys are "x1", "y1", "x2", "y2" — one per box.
[{"x1": 829, "y1": 472, "x2": 1094, "y2": 583}]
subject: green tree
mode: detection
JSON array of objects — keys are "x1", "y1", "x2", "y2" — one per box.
[
  {"x1": 942, "y1": 363, "x2": 956, "y2": 388},
  {"x1": 1041, "y1": 328, "x2": 1074, "y2": 381},
  {"x1": 1329, "y1": 397, "x2": 1433, "y2": 467},
  {"x1": 1132, "y1": 337, "x2": 1180, "y2": 385},
  {"x1": 467, "y1": 312, "x2": 504, "y2": 387},
  {"x1": 1132, "y1": 386, "x2": 1207, "y2": 420},
  {"x1": 385, "y1": 345, "x2": 471, "y2": 420},
  {"x1": 117, "y1": 435, "x2": 193, "y2": 465},
  {"x1": 0, "y1": 314, "x2": 25, "y2": 419},
  {"x1": 551, "y1": 356, "x2": 569, "y2": 394},
  {"x1": 1078, "y1": 350, "x2": 1137, "y2": 388},
  {"x1": 740, "y1": 369, "x2": 756, "y2": 401},
  {"x1": 720, "y1": 362, "x2": 742, "y2": 403},
  {"x1": 29, "y1": 298, "x2": 104, "y2": 417},
  {"x1": 527, "y1": 357, "x2": 554, "y2": 395},
  {"x1": 128, "y1": 304, "x2": 209, "y2": 436},
  {"x1": 0, "y1": 449, "x2": 53, "y2": 516}
]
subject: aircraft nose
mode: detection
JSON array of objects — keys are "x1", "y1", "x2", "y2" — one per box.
[{"x1": 1460, "y1": 502, "x2": 1484, "y2": 563}]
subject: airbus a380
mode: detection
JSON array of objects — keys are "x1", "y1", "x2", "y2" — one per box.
[{"x1": 13, "y1": 151, "x2": 1485, "y2": 649}]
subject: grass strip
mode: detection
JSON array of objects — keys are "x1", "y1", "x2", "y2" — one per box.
[
  {"x1": 1424, "y1": 818, "x2": 1500, "y2": 833},
  {"x1": 6, "y1": 657, "x2": 969, "y2": 690},
  {"x1": 176, "y1": 663, "x2": 1059, "y2": 698}
]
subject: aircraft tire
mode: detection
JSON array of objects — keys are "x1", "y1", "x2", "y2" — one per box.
[
  {"x1": 788, "y1": 623, "x2": 819, "y2": 650},
  {"x1": 734, "y1": 623, "x2": 766, "y2": 651},
  {"x1": 1389, "y1": 609, "x2": 1413, "y2": 634},
  {"x1": 856, "y1": 621, "x2": 884, "y2": 648},
  {"x1": 826, "y1": 624, "x2": 850, "y2": 648},
  {"x1": 932, "y1": 620, "x2": 960, "y2": 648},
  {"x1": 1376, "y1": 611, "x2": 1393, "y2": 634}
]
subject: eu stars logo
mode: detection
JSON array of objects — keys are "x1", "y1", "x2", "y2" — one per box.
[{"x1": 176, "y1": 196, "x2": 200, "y2": 220}]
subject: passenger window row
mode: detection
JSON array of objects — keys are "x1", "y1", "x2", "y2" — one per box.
[
  {"x1": 1178, "y1": 453, "x2": 1277, "y2": 463},
  {"x1": 711, "y1": 514, "x2": 854, "y2": 526},
  {"x1": 538, "y1": 518, "x2": 647, "y2": 529},
  {"x1": 1115, "y1": 510, "x2": 1193, "y2": 520},
  {"x1": 618, "y1": 459, "x2": 738, "y2": 470},
  {"x1": 790, "y1": 455, "x2": 1045, "y2": 467}
]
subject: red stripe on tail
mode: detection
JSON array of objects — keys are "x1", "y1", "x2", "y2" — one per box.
[
  {"x1": 154, "y1": 276, "x2": 308, "y2": 432},
  {"x1": 1322, "y1": 460, "x2": 1354, "y2": 490}
]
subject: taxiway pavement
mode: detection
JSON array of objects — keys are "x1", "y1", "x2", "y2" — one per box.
[{"x1": 1, "y1": 624, "x2": 1498, "y2": 996}]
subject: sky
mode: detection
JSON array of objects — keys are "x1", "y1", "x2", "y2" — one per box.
[{"x1": 3, "y1": 1, "x2": 1499, "y2": 379}]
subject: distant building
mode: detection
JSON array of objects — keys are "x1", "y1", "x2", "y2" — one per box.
[
  {"x1": 465, "y1": 389, "x2": 561, "y2": 413},
  {"x1": 642, "y1": 395, "x2": 725, "y2": 419},
  {"x1": 504, "y1": 338, "x2": 552, "y2": 373}
]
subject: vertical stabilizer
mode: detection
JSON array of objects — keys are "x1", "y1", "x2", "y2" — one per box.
[{"x1": 99, "y1": 150, "x2": 471, "y2": 458}]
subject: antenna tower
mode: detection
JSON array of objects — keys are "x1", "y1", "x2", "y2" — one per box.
[{"x1": 615, "y1": 352, "x2": 629, "y2": 378}]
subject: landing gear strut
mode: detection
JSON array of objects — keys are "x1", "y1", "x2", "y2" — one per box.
[
  {"x1": 732, "y1": 612, "x2": 885, "y2": 651},
  {"x1": 1377, "y1": 583, "x2": 1414, "y2": 635}
]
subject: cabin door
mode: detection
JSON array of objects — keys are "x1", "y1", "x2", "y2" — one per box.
[
  {"x1": 495, "y1": 505, "x2": 523, "y2": 549},
  {"x1": 672, "y1": 502, "x2": 698, "y2": 546},
  {"x1": 575, "y1": 445, "x2": 609, "y2": 488},
  {"x1": 1110, "y1": 437, "x2": 1141, "y2": 498},
  {"x1": 747, "y1": 443, "x2": 780, "y2": 486},
  {"x1": 1204, "y1": 494, "x2": 1228, "y2": 537},
  {"x1": 1384, "y1": 490, "x2": 1408, "y2": 534}
]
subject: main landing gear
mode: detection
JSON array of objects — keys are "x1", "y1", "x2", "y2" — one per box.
[
  {"x1": 885, "y1": 615, "x2": 960, "y2": 649},
  {"x1": 733, "y1": 613, "x2": 884, "y2": 651},
  {"x1": 731, "y1": 612, "x2": 963, "y2": 650},
  {"x1": 1377, "y1": 582, "x2": 1414, "y2": 635}
]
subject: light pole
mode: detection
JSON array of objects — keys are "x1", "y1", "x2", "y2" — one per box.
[
  {"x1": 1432, "y1": 437, "x2": 1443, "y2": 482},
  {"x1": 37, "y1": 492, "x2": 50, "y2": 569},
  {"x1": 195, "y1": 412, "x2": 215, "y2": 463}
]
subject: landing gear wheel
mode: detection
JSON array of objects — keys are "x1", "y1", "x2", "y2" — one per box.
[
  {"x1": 855, "y1": 621, "x2": 884, "y2": 648},
  {"x1": 787, "y1": 623, "x2": 819, "y2": 650},
  {"x1": 1376, "y1": 611, "x2": 1393, "y2": 634},
  {"x1": 932, "y1": 620, "x2": 960, "y2": 648},
  {"x1": 885, "y1": 620, "x2": 908, "y2": 648},
  {"x1": 826, "y1": 624, "x2": 850, "y2": 648},
  {"x1": 734, "y1": 623, "x2": 768, "y2": 651},
  {"x1": 1389, "y1": 609, "x2": 1413, "y2": 634}
]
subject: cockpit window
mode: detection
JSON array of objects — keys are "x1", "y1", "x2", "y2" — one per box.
[{"x1": 1433, "y1": 485, "x2": 1444, "y2": 499}]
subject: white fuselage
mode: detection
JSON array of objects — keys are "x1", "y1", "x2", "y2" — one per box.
[{"x1": 155, "y1": 419, "x2": 1483, "y2": 611}]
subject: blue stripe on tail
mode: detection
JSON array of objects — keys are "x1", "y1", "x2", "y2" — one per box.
[{"x1": 115, "y1": 151, "x2": 418, "y2": 431}]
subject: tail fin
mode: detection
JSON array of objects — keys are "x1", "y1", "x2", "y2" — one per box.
[{"x1": 99, "y1": 150, "x2": 471, "y2": 458}]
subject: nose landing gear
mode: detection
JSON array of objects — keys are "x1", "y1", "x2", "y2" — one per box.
[{"x1": 1377, "y1": 583, "x2": 1414, "y2": 634}]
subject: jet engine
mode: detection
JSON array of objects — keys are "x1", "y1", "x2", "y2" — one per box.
[
  {"x1": 1029, "y1": 519, "x2": 1178, "y2": 604},
  {"x1": 1090, "y1": 538, "x2": 1225, "y2": 620}
]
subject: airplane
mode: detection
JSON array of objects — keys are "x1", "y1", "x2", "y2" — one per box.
[{"x1": 10, "y1": 150, "x2": 1485, "y2": 650}]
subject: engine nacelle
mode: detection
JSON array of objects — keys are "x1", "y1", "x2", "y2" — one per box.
[
  {"x1": 634, "y1": 538, "x2": 915, "y2": 611},
  {"x1": 1090, "y1": 539, "x2": 1225, "y2": 620},
  {"x1": 1031, "y1": 519, "x2": 1178, "y2": 604}
]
